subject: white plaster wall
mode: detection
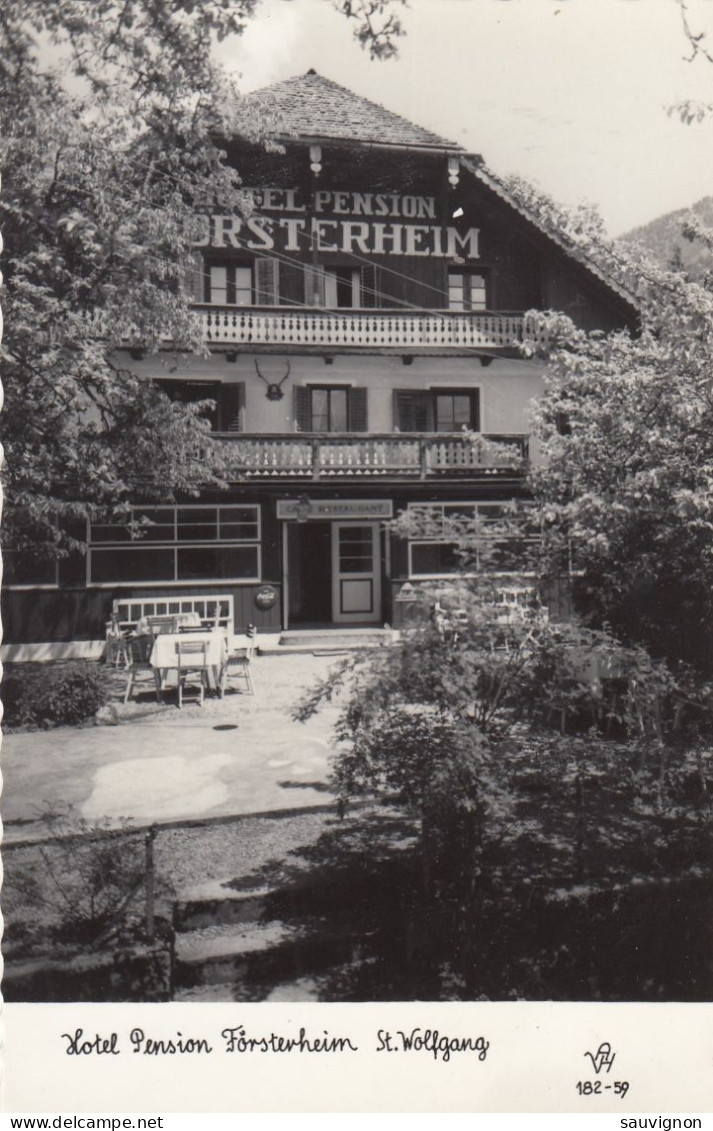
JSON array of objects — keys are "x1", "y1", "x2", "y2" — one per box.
[{"x1": 122, "y1": 351, "x2": 546, "y2": 461}]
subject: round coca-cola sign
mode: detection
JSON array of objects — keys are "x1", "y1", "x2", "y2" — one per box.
[{"x1": 254, "y1": 585, "x2": 278, "y2": 610}]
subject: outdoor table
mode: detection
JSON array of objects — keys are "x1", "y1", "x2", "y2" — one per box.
[
  {"x1": 149, "y1": 629, "x2": 228, "y2": 695},
  {"x1": 136, "y1": 610, "x2": 201, "y2": 636}
]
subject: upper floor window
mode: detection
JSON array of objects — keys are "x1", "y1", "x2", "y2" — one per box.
[
  {"x1": 294, "y1": 385, "x2": 368, "y2": 433},
  {"x1": 305, "y1": 264, "x2": 378, "y2": 310},
  {"x1": 448, "y1": 270, "x2": 487, "y2": 311},
  {"x1": 394, "y1": 388, "x2": 480, "y2": 433},
  {"x1": 200, "y1": 257, "x2": 279, "y2": 306},
  {"x1": 207, "y1": 263, "x2": 253, "y2": 306},
  {"x1": 155, "y1": 380, "x2": 244, "y2": 433},
  {"x1": 325, "y1": 267, "x2": 361, "y2": 308}
]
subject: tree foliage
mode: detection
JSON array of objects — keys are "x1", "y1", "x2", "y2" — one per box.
[{"x1": 0, "y1": 0, "x2": 406, "y2": 557}]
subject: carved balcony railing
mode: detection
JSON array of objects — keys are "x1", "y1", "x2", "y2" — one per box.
[
  {"x1": 216, "y1": 432, "x2": 528, "y2": 480},
  {"x1": 193, "y1": 306, "x2": 546, "y2": 352}
]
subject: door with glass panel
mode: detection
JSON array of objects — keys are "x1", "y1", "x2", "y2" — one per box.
[{"x1": 331, "y1": 522, "x2": 382, "y2": 624}]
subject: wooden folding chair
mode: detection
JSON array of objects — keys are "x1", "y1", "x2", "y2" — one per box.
[
  {"x1": 219, "y1": 627, "x2": 256, "y2": 697},
  {"x1": 124, "y1": 636, "x2": 162, "y2": 703},
  {"x1": 106, "y1": 612, "x2": 131, "y2": 669},
  {"x1": 175, "y1": 640, "x2": 209, "y2": 708}
]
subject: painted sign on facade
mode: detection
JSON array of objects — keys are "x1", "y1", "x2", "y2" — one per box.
[
  {"x1": 276, "y1": 499, "x2": 394, "y2": 520},
  {"x1": 193, "y1": 187, "x2": 480, "y2": 260}
]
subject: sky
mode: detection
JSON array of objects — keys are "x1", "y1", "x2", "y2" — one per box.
[{"x1": 214, "y1": 0, "x2": 713, "y2": 236}]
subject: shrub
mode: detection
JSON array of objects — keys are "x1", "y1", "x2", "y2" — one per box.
[{"x1": 3, "y1": 661, "x2": 108, "y2": 729}]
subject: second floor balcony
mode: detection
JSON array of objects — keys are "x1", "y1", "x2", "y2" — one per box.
[
  {"x1": 194, "y1": 305, "x2": 545, "y2": 354},
  {"x1": 218, "y1": 432, "x2": 528, "y2": 481}
]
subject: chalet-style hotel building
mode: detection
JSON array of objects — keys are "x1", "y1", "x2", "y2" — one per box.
[{"x1": 3, "y1": 72, "x2": 638, "y2": 658}]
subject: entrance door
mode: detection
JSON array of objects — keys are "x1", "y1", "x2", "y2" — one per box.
[
  {"x1": 331, "y1": 522, "x2": 382, "y2": 624},
  {"x1": 287, "y1": 523, "x2": 332, "y2": 625}
]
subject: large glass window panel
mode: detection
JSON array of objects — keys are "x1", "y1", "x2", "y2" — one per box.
[
  {"x1": 410, "y1": 543, "x2": 460, "y2": 576},
  {"x1": 397, "y1": 393, "x2": 431, "y2": 432},
  {"x1": 329, "y1": 388, "x2": 348, "y2": 431},
  {"x1": 233, "y1": 266, "x2": 253, "y2": 306},
  {"x1": 91, "y1": 548, "x2": 175, "y2": 583},
  {"x1": 177, "y1": 546, "x2": 259, "y2": 580},
  {"x1": 3, "y1": 551, "x2": 58, "y2": 585},
  {"x1": 133, "y1": 508, "x2": 176, "y2": 542},
  {"x1": 209, "y1": 265, "x2": 228, "y2": 304},
  {"x1": 469, "y1": 274, "x2": 487, "y2": 310},
  {"x1": 90, "y1": 524, "x2": 134, "y2": 544},
  {"x1": 311, "y1": 388, "x2": 349, "y2": 432},
  {"x1": 435, "y1": 393, "x2": 475, "y2": 431},
  {"x1": 448, "y1": 274, "x2": 465, "y2": 310},
  {"x1": 219, "y1": 507, "x2": 259, "y2": 540},
  {"x1": 176, "y1": 508, "x2": 218, "y2": 542},
  {"x1": 311, "y1": 388, "x2": 330, "y2": 432}
]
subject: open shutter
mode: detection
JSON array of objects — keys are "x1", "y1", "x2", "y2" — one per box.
[
  {"x1": 303, "y1": 264, "x2": 326, "y2": 307},
  {"x1": 294, "y1": 386, "x2": 312, "y2": 432},
  {"x1": 254, "y1": 256, "x2": 279, "y2": 305},
  {"x1": 360, "y1": 264, "x2": 379, "y2": 309},
  {"x1": 349, "y1": 387, "x2": 368, "y2": 433},
  {"x1": 393, "y1": 390, "x2": 405, "y2": 432},
  {"x1": 183, "y1": 253, "x2": 205, "y2": 304},
  {"x1": 219, "y1": 383, "x2": 245, "y2": 433}
]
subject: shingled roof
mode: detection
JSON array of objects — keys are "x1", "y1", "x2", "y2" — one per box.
[{"x1": 244, "y1": 70, "x2": 460, "y2": 150}]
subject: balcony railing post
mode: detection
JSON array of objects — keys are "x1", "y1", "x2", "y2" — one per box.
[
  {"x1": 312, "y1": 438, "x2": 321, "y2": 480},
  {"x1": 419, "y1": 438, "x2": 429, "y2": 480}
]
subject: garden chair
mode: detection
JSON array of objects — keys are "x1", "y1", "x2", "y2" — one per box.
[
  {"x1": 124, "y1": 636, "x2": 162, "y2": 704},
  {"x1": 175, "y1": 640, "x2": 210, "y2": 708},
  {"x1": 219, "y1": 626, "x2": 256, "y2": 697},
  {"x1": 105, "y1": 612, "x2": 131, "y2": 669}
]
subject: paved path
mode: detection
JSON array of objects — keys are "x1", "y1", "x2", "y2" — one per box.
[{"x1": 2, "y1": 654, "x2": 346, "y2": 843}]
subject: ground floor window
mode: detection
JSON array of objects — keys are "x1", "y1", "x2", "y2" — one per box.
[
  {"x1": 88, "y1": 505, "x2": 261, "y2": 585},
  {"x1": 406, "y1": 501, "x2": 517, "y2": 578},
  {"x1": 3, "y1": 550, "x2": 59, "y2": 587}
]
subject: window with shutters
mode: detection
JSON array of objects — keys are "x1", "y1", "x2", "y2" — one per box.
[
  {"x1": 155, "y1": 380, "x2": 244, "y2": 433},
  {"x1": 201, "y1": 257, "x2": 279, "y2": 305},
  {"x1": 294, "y1": 386, "x2": 368, "y2": 433},
  {"x1": 88, "y1": 505, "x2": 261, "y2": 585},
  {"x1": 447, "y1": 270, "x2": 487, "y2": 311},
  {"x1": 394, "y1": 388, "x2": 479, "y2": 433}
]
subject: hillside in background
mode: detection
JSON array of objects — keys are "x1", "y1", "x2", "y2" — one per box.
[{"x1": 620, "y1": 196, "x2": 713, "y2": 281}]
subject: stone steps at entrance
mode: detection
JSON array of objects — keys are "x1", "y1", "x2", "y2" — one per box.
[
  {"x1": 170, "y1": 864, "x2": 384, "y2": 1000},
  {"x1": 259, "y1": 627, "x2": 395, "y2": 655},
  {"x1": 173, "y1": 911, "x2": 372, "y2": 991}
]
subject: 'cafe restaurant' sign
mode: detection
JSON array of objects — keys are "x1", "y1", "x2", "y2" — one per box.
[{"x1": 194, "y1": 187, "x2": 481, "y2": 260}]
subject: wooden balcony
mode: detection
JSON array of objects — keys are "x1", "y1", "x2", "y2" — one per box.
[
  {"x1": 194, "y1": 305, "x2": 545, "y2": 353},
  {"x1": 217, "y1": 432, "x2": 528, "y2": 481}
]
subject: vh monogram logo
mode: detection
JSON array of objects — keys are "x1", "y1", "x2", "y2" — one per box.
[{"x1": 585, "y1": 1041, "x2": 617, "y2": 1075}]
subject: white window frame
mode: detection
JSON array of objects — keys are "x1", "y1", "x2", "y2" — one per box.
[
  {"x1": 87, "y1": 504, "x2": 262, "y2": 587},
  {"x1": 207, "y1": 262, "x2": 254, "y2": 306},
  {"x1": 406, "y1": 500, "x2": 526, "y2": 580},
  {"x1": 447, "y1": 269, "x2": 487, "y2": 312},
  {"x1": 325, "y1": 266, "x2": 361, "y2": 309}
]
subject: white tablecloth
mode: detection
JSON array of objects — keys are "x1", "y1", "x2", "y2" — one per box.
[{"x1": 150, "y1": 630, "x2": 228, "y2": 671}]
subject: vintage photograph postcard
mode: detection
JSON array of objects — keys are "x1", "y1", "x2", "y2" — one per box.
[{"x1": 2, "y1": 0, "x2": 713, "y2": 1114}]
